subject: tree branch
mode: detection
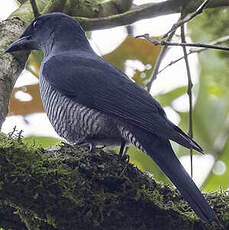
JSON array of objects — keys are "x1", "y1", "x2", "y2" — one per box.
[
  {"x1": 136, "y1": 35, "x2": 229, "y2": 51},
  {"x1": 10, "y1": 0, "x2": 229, "y2": 31},
  {"x1": 16, "y1": 0, "x2": 27, "y2": 4},
  {"x1": 163, "y1": 0, "x2": 211, "y2": 38},
  {"x1": 180, "y1": 23, "x2": 194, "y2": 177},
  {"x1": 77, "y1": 0, "x2": 185, "y2": 31},
  {"x1": 140, "y1": 0, "x2": 212, "y2": 92},
  {"x1": 29, "y1": 0, "x2": 40, "y2": 18},
  {"x1": 0, "y1": 18, "x2": 29, "y2": 129},
  {"x1": 146, "y1": 29, "x2": 177, "y2": 91},
  {"x1": 0, "y1": 133, "x2": 226, "y2": 229},
  {"x1": 158, "y1": 35, "x2": 229, "y2": 74},
  {"x1": 76, "y1": 0, "x2": 229, "y2": 31}
]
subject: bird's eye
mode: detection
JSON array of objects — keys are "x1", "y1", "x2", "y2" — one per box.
[{"x1": 33, "y1": 20, "x2": 38, "y2": 28}]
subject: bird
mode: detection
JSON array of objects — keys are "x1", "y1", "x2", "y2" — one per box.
[{"x1": 6, "y1": 12, "x2": 218, "y2": 223}]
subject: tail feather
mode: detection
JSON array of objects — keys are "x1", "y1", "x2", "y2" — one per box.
[
  {"x1": 168, "y1": 121, "x2": 203, "y2": 153},
  {"x1": 131, "y1": 128, "x2": 217, "y2": 222},
  {"x1": 150, "y1": 141, "x2": 216, "y2": 222}
]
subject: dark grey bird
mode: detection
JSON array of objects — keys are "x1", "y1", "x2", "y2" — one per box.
[{"x1": 6, "y1": 12, "x2": 218, "y2": 223}]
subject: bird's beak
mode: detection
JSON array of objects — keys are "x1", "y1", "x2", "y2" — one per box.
[{"x1": 5, "y1": 35, "x2": 38, "y2": 53}]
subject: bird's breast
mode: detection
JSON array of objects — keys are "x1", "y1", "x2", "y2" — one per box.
[{"x1": 39, "y1": 75, "x2": 122, "y2": 146}]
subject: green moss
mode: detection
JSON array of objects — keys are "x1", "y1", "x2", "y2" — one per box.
[{"x1": 0, "y1": 133, "x2": 227, "y2": 229}]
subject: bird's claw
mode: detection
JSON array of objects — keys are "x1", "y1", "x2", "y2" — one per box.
[
  {"x1": 120, "y1": 153, "x2": 129, "y2": 163},
  {"x1": 76, "y1": 142, "x2": 94, "y2": 152}
]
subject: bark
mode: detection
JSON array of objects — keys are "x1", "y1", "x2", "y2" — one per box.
[
  {"x1": 0, "y1": 133, "x2": 227, "y2": 230},
  {"x1": 0, "y1": 18, "x2": 29, "y2": 129}
]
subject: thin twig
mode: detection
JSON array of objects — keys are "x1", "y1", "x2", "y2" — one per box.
[
  {"x1": 146, "y1": 28, "x2": 177, "y2": 92},
  {"x1": 158, "y1": 35, "x2": 229, "y2": 74},
  {"x1": 136, "y1": 34, "x2": 229, "y2": 51},
  {"x1": 144, "y1": 1, "x2": 210, "y2": 92},
  {"x1": 180, "y1": 23, "x2": 193, "y2": 178},
  {"x1": 163, "y1": 0, "x2": 211, "y2": 38},
  {"x1": 30, "y1": 0, "x2": 40, "y2": 18}
]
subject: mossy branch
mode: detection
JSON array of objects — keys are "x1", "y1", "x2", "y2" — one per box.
[{"x1": 0, "y1": 133, "x2": 228, "y2": 230}]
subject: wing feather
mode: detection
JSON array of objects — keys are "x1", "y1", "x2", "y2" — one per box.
[{"x1": 41, "y1": 52, "x2": 202, "y2": 152}]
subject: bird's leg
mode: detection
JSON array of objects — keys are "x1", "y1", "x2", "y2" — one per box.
[
  {"x1": 119, "y1": 139, "x2": 129, "y2": 161},
  {"x1": 119, "y1": 139, "x2": 126, "y2": 157},
  {"x1": 119, "y1": 139, "x2": 130, "y2": 176}
]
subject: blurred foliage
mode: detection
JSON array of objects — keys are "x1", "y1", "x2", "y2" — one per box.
[
  {"x1": 26, "y1": 50, "x2": 43, "y2": 78},
  {"x1": 203, "y1": 138, "x2": 229, "y2": 192},
  {"x1": 155, "y1": 86, "x2": 186, "y2": 107},
  {"x1": 104, "y1": 36, "x2": 161, "y2": 88},
  {"x1": 186, "y1": 7, "x2": 229, "y2": 191},
  {"x1": 7, "y1": 7, "x2": 229, "y2": 191}
]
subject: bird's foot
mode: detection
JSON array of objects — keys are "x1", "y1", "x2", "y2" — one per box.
[
  {"x1": 75, "y1": 142, "x2": 94, "y2": 152},
  {"x1": 118, "y1": 139, "x2": 130, "y2": 175},
  {"x1": 60, "y1": 142, "x2": 75, "y2": 150}
]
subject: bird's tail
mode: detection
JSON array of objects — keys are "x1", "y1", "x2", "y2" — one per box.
[{"x1": 130, "y1": 128, "x2": 218, "y2": 223}]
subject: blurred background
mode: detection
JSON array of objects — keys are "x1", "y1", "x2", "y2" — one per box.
[{"x1": 1, "y1": 0, "x2": 229, "y2": 192}]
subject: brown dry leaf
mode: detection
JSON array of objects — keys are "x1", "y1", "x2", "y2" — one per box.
[{"x1": 103, "y1": 36, "x2": 161, "y2": 87}]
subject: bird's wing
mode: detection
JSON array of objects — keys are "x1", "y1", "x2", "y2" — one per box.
[{"x1": 41, "y1": 52, "x2": 202, "y2": 152}]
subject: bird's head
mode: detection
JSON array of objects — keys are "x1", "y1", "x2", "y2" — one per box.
[{"x1": 6, "y1": 12, "x2": 88, "y2": 55}]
